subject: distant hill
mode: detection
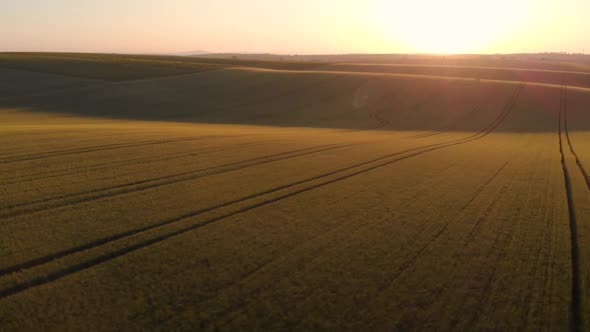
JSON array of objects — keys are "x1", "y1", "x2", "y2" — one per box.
[
  {"x1": 171, "y1": 50, "x2": 211, "y2": 56},
  {"x1": 195, "y1": 52, "x2": 590, "y2": 72}
]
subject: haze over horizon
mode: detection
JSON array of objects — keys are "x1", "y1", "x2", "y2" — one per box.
[{"x1": 2, "y1": 0, "x2": 589, "y2": 55}]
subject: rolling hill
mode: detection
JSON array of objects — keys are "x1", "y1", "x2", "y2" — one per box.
[{"x1": 0, "y1": 53, "x2": 588, "y2": 330}]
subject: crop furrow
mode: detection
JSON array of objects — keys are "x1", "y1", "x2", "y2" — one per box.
[
  {"x1": 0, "y1": 131, "x2": 177, "y2": 157},
  {"x1": 462, "y1": 194, "x2": 516, "y2": 328},
  {"x1": 0, "y1": 148, "x2": 491, "y2": 299},
  {"x1": 3, "y1": 143, "x2": 337, "y2": 212},
  {"x1": 0, "y1": 159, "x2": 460, "y2": 279},
  {"x1": 409, "y1": 105, "x2": 481, "y2": 139},
  {"x1": 0, "y1": 140, "x2": 277, "y2": 185},
  {"x1": 0, "y1": 135, "x2": 227, "y2": 164},
  {"x1": 1, "y1": 136, "x2": 203, "y2": 160},
  {"x1": 375, "y1": 161, "x2": 510, "y2": 292},
  {"x1": 0, "y1": 144, "x2": 347, "y2": 219},
  {"x1": 559, "y1": 83, "x2": 582, "y2": 332},
  {"x1": 0, "y1": 83, "x2": 524, "y2": 299},
  {"x1": 0, "y1": 148, "x2": 460, "y2": 277},
  {"x1": 408, "y1": 86, "x2": 511, "y2": 140},
  {"x1": 562, "y1": 86, "x2": 590, "y2": 192},
  {"x1": 194, "y1": 163, "x2": 463, "y2": 324}
]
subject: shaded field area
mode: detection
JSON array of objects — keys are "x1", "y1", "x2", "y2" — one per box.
[
  {"x1": 199, "y1": 53, "x2": 590, "y2": 73},
  {"x1": 2, "y1": 52, "x2": 590, "y2": 88},
  {"x1": 322, "y1": 63, "x2": 590, "y2": 89},
  {"x1": 3, "y1": 65, "x2": 590, "y2": 132},
  {"x1": 1, "y1": 58, "x2": 590, "y2": 330},
  {"x1": 0, "y1": 53, "x2": 326, "y2": 81}
]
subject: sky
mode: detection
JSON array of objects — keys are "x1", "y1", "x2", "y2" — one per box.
[{"x1": 1, "y1": 0, "x2": 589, "y2": 55}]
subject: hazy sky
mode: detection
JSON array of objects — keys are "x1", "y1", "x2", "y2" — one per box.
[{"x1": 2, "y1": 0, "x2": 589, "y2": 54}]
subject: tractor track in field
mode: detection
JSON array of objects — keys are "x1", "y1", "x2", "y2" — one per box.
[
  {"x1": 0, "y1": 82, "x2": 524, "y2": 300},
  {"x1": 6, "y1": 162, "x2": 464, "y2": 309},
  {"x1": 0, "y1": 131, "x2": 182, "y2": 155},
  {"x1": 0, "y1": 140, "x2": 280, "y2": 185},
  {"x1": 0, "y1": 144, "x2": 348, "y2": 219},
  {"x1": 1, "y1": 110, "x2": 503, "y2": 218},
  {"x1": 409, "y1": 105, "x2": 481, "y2": 139},
  {"x1": 0, "y1": 135, "x2": 236, "y2": 164},
  {"x1": 200, "y1": 162, "x2": 465, "y2": 324},
  {"x1": 0, "y1": 129, "x2": 87, "y2": 142},
  {"x1": 0, "y1": 131, "x2": 158, "y2": 157},
  {"x1": 1, "y1": 149, "x2": 462, "y2": 279},
  {"x1": 463, "y1": 192, "x2": 516, "y2": 328},
  {"x1": 562, "y1": 86, "x2": 590, "y2": 192},
  {"x1": 397, "y1": 170, "x2": 516, "y2": 330},
  {"x1": 458, "y1": 145, "x2": 545, "y2": 329},
  {"x1": 374, "y1": 160, "x2": 510, "y2": 293},
  {"x1": 0, "y1": 136, "x2": 207, "y2": 161},
  {"x1": 559, "y1": 83, "x2": 583, "y2": 332},
  {"x1": 408, "y1": 87, "x2": 507, "y2": 140}
]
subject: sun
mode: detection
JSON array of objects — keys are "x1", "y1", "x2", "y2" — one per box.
[{"x1": 370, "y1": 0, "x2": 529, "y2": 54}]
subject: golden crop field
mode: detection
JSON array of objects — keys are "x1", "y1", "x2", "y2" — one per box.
[{"x1": 0, "y1": 54, "x2": 589, "y2": 330}]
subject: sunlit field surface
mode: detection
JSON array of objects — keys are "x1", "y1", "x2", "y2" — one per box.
[{"x1": 0, "y1": 54, "x2": 589, "y2": 330}]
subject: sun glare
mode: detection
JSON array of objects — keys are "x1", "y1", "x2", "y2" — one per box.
[{"x1": 371, "y1": 0, "x2": 531, "y2": 54}]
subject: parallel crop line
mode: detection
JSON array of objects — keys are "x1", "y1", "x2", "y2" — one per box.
[
  {"x1": 409, "y1": 105, "x2": 481, "y2": 139},
  {"x1": 0, "y1": 83, "x2": 524, "y2": 299},
  {"x1": 563, "y1": 86, "x2": 590, "y2": 192},
  {"x1": 198, "y1": 162, "x2": 464, "y2": 323},
  {"x1": 0, "y1": 140, "x2": 277, "y2": 185},
  {"x1": 0, "y1": 135, "x2": 226, "y2": 164},
  {"x1": 0, "y1": 144, "x2": 347, "y2": 219},
  {"x1": 375, "y1": 161, "x2": 510, "y2": 292},
  {"x1": 559, "y1": 83, "x2": 582, "y2": 332}
]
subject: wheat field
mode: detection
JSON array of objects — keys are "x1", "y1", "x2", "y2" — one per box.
[{"x1": 0, "y1": 54, "x2": 589, "y2": 330}]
